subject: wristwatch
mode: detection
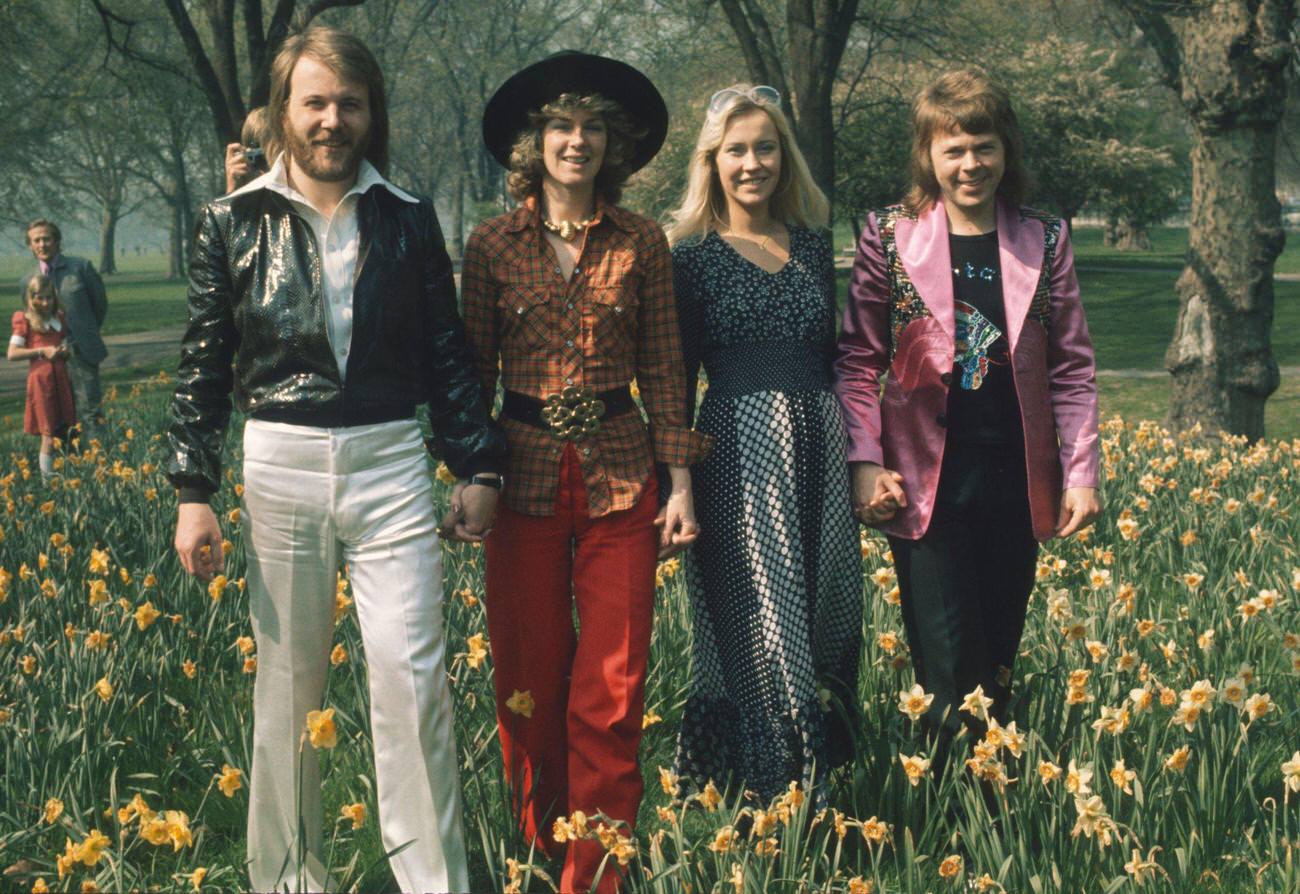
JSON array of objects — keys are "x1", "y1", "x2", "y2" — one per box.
[{"x1": 468, "y1": 473, "x2": 504, "y2": 491}]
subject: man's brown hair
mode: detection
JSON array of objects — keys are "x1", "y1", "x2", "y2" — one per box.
[
  {"x1": 267, "y1": 25, "x2": 389, "y2": 174},
  {"x1": 25, "y1": 218, "x2": 61, "y2": 244},
  {"x1": 904, "y1": 68, "x2": 1029, "y2": 215}
]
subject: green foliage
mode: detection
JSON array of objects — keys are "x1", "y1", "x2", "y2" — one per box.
[{"x1": 0, "y1": 380, "x2": 1298, "y2": 892}]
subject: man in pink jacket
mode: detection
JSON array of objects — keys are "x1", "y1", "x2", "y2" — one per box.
[{"x1": 835, "y1": 69, "x2": 1101, "y2": 759}]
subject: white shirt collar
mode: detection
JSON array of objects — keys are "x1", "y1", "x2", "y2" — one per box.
[{"x1": 226, "y1": 153, "x2": 419, "y2": 206}]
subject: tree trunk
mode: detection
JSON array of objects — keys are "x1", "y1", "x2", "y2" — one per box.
[
  {"x1": 99, "y1": 206, "x2": 119, "y2": 274},
  {"x1": 1116, "y1": 0, "x2": 1292, "y2": 439},
  {"x1": 1165, "y1": 125, "x2": 1282, "y2": 440},
  {"x1": 1114, "y1": 220, "x2": 1151, "y2": 251},
  {"x1": 169, "y1": 201, "x2": 184, "y2": 280},
  {"x1": 450, "y1": 179, "x2": 464, "y2": 260}
]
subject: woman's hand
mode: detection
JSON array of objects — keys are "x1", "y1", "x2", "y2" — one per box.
[
  {"x1": 851, "y1": 462, "x2": 907, "y2": 526},
  {"x1": 654, "y1": 465, "x2": 699, "y2": 559},
  {"x1": 1055, "y1": 486, "x2": 1101, "y2": 538},
  {"x1": 438, "y1": 480, "x2": 500, "y2": 543}
]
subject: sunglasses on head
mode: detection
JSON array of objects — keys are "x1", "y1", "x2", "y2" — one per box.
[{"x1": 707, "y1": 85, "x2": 782, "y2": 117}]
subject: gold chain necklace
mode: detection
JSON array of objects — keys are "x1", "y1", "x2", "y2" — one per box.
[{"x1": 543, "y1": 217, "x2": 597, "y2": 242}]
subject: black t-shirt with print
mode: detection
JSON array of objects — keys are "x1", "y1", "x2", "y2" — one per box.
[{"x1": 946, "y1": 231, "x2": 1023, "y2": 445}]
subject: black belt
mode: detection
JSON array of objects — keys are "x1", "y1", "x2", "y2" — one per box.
[
  {"x1": 502, "y1": 386, "x2": 635, "y2": 440},
  {"x1": 251, "y1": 403, "x2": 414, "y2": 428}
]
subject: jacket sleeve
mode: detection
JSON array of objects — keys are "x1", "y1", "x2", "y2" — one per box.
[
  {"x1": 459, "y1": 225, "x2": 501, "y2": 412},
  {"x1": 670, "y1": 243, "x2": 703, "y2": 428},
  {"x1": 165, "y1": 204, "x2": 239, "y2": 503},
  {"x1": 833, "y1": 212, "x2": 891, "y2": 466},
  {"x1": 83, "y1": 260, "x2": 108, "y2": 326},
  {"x1": 1046, "y1": 222, "x2": 1100, "y2": 490},
  {"x1": 419, "y1": 202, "x2": 508, "y2": 478}
]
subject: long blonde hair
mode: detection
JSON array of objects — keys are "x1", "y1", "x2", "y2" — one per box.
[{"x1": 666, "y1": 86, "x2": 829, "y2": 245}]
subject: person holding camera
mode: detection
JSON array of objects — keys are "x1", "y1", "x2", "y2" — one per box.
[{"x1": 224, "y1": 106, "x2": 272, "y2": 193}]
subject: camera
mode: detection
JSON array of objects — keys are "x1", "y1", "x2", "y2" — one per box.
[{"x1": 243, "y1": 143, "x2": 268, "y2": 172}]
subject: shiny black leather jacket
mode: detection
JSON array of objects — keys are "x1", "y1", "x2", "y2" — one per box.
[{"x1": 166, "y1": 184, "x2": 506, "y2": 501}]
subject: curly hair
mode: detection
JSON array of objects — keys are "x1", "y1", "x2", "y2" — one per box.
[{"x1": 506, "y1": 93, "x2": 647, "y2": 205}]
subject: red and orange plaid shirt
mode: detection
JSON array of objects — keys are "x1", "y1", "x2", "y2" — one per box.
[{"x1": 461, "y1": 197, "x2": 712, "y2": 517}]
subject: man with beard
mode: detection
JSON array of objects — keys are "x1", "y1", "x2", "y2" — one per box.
[{"x1": 165, "y1": 25, "x2": 504, "y2": 893}]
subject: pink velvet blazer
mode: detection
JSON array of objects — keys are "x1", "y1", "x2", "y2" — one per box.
[{"x1": 833, "y1": 200, "x2": 1100, "y2": 542}]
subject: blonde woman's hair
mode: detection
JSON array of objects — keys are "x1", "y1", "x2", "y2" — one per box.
[{"x1": 666, "y1": 86, "x2": 829, "y2": 245}]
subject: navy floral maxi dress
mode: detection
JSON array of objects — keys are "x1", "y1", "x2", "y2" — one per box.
[{"x1": 671, "y1": 227, "x2": 862, "y2": 802}]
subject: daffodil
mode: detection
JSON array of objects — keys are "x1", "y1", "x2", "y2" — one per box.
[
  {"x1": 505, "y1": 689, "x2": 534, "y2": 718},
  {"x1": 306, "y1": 708, "x2": 338, "y2": 748},
  {"x1": 340, "y1": 802, "x2": 366, "y2": 829},
  {"x1": 897, "y1": 683, "x2": 933, "y2": 721},
  {"x1": 217, "y1": 764, "x2": 243, "y2": 797},
  {"x1": 133, "y1": 601, "x2": 161, "y2": 630}
]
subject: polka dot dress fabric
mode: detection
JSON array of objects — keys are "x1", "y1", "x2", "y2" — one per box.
[{"x1": 671, "y1": 228, "x2": 862, "y2": 802}]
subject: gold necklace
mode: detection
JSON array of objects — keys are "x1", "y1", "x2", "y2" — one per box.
[
  {"x1": 543, "y1": 217, "x2": 597, "y2": 242},
  {"x1": 724, "y1": 229, "x2": 778, "y2": 255}
]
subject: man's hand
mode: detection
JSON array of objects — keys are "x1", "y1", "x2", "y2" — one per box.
[
  {"x1": 851, "y1": 462, "x2": 907, "y2": 526},
  {"x1": 175, "y1": 503, "x2": 224, "y2": 580},
  {"x1": 1054, "y1": 486, "x2": 1101, "y2": 538},
  {"x1": 224, "y1": 143, "x2": 250, "y2": 194},
  {"x1": 653, "y1": 465, "x2": 699, "y2": 559},
  {"x1": 438, "y1": 479, "x2": 500, "y2": 543}
]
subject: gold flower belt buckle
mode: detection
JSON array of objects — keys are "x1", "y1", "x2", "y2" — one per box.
[{"x1": 541, "y1": 385, "x2": 606, "y2": 441}]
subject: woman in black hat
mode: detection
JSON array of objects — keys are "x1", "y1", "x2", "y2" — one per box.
[{"x1": 456, "y1": 52, "x2": 711, "y2": 893}]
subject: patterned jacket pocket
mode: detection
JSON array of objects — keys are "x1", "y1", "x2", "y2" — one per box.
[
  {"x1": 499, "y1": 285, "x2": 552, "y2": 350},
  {"x1": 589, "y1": 285, "x2": 637, "y2": 358}
]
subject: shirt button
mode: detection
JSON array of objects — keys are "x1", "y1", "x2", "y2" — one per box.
[
  {"x1": 582, "y1": 447, "x2": 591, "y2": 456},
  {"x1": 566, "y1": 303, "x2": 574, "y2": 311},
  {"x1": 565, "y1": 339, "x2": 574, "y2": 348},
  {"x1": 555, "y1": 266, "x2": 562, "y2": 275},
  {"x1": 573, "y1": 267, "x2": 581, "y2": 275},
  {"x1": 565, "y1": 377, "x2": 573, "y2": 385},
  {"x1": 614, "y1": 306, "x2": 623, "y2": 314},
  {"x1": 516, "y1": 306, "x2": 525, "y2": 314},
  {"x1": 940, "y1": 372, "x2": 953, "y2": 386}
]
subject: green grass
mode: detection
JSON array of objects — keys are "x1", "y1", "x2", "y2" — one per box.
[
  {"x1": 0, "y1": 253, "x2": 187, "y2": 339},
  {"x1": 2, "y1": 378, "x2": 1298, "y2": 894},
  {"x1": 1097, "y1": 373, "x2": 1300, "y2": 441}
]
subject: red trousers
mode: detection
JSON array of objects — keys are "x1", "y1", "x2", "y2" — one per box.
[{"x1": 484, "y1": 445, "x2": 658, "y2": 894}]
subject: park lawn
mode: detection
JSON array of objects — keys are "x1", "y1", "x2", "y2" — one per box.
[
  {"x1": 1096, "y1": 373, "x2": 1300, "y2": 441},
  {"x1": 1, "y1": 253, "x2": 187, "y2": 338}
]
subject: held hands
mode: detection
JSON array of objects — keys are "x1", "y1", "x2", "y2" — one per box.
[
  {"x1": 175, "y1": 503, "x2": 224, "y2": 581},
  {"x1": 1055, "y1": 486, "x2": 1102, "y2": 538},
  {"x1": 852, "y1": 462, "x2": 907, "y2": 526},
  {"x1": 438, "y1": 480, "x2": 500, "y2": 543},
  {"x1": 654, "y1": 465, "x2": 699, "y2": 559}
]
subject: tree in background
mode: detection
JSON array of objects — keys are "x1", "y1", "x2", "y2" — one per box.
[
  {"x1": 1114, "y1": 0, "x2": 1293, "y2": 440},
  {"x1": 1005, "y1": 37, "x2": 1184, "y2": 235}
]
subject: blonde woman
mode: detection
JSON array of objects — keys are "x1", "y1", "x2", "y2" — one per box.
[{"x1": 666, "y1": 85, "x2": 861, "y2": 803}]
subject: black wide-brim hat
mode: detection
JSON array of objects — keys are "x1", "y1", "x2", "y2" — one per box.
[{"x1": 482, "y1": 51, "x2": 668, "y2": 173}]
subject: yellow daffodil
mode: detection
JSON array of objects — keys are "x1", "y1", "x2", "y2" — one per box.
[
  {"x1": 960, "y1": 685, "x2": 994, "y2": 721},
  {"x1": 897, "y1": 683, "x2": 933, "y2": 721},
  {"x1": 462, "y1": 633, "x2": 488, "y2": 669},
  {"x1": 208, "y1": 575, "x2": 228, "y2": 602},
  {"x1": 134, "y1": 602, "x2": 161, "y2": 630},
  {"x1": 340, "y1": 802, "x2": 366, "y2": 829},
  {"x1": 189, "y1": 867, "x2": 208, "y2": 891},
  {"x1": 217, "y1": 764, "x2": 243, "y2": 798},
  {"x1": 43, "y1": 797, "x2": 64, "y2": 824},
  {"x1": 899, "y1": 753, "x2": 930, "y2": 787},
  {"x1": 330, "y1": 644, "x2": 348, "y2": 666},
  {"x1": 164, "y1": 811, "x2": 193, "y2": 851},
  {"x1": 306, "y1": 708, "x2": 338, "y2": 748},
  {"x1": 937, "y1": 854, "x2": 963, "y2": 879},
  {"x1": 93, "y1": 678, "x2": 112, "y2": 702},
  {"x1": 505, "y1": 689, "x2": 534, "y2": 718},
  {"x1": 1165, "y1": 746, "x2": 1191, "y2": 773},
  {"x1": 89, "y1": 548, "x2": 110, "y2": 575}
]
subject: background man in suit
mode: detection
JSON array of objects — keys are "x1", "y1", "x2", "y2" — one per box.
[{"x1": 23, "y1": 219, "x2": 108, "y2": 440}]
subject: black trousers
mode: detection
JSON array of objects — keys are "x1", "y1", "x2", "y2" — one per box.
[{"x1": 888, "y1": 441, "x2": 1039, "y2": 750}]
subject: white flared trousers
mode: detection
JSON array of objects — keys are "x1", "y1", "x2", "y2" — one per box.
[{"x1": 241, "y1": 418, "x2": 469, "y2": 893}]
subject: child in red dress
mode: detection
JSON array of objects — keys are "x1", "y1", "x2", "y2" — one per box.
[{"x1": 8, "y1": 274, "x2": 76, "y2": 477}]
